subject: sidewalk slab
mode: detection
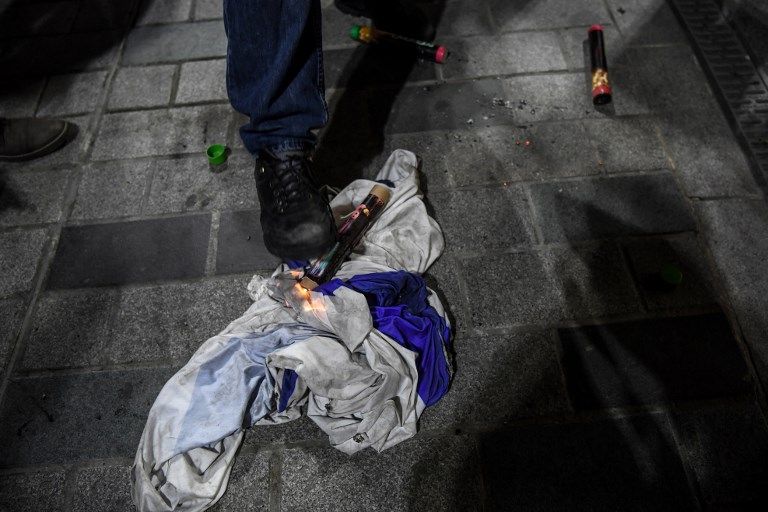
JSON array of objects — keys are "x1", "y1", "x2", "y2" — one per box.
[
  {"x1": 558, "y1": 313, "x2": 752, "y2": 410},
  {"x1": 47, "y1": 215, "x2": 211, "y2": 289},
  {"x1": 281, "y1": 436, "x2": 483, "y2": 512},
  {"x1": 480, "y1": 414, "x2": 696, "y2": 510},
  {"x1": 529, "y1": 173, "x2": 696, "y2": 243},
  {"x1": 0, "y1": 367, "x2": 175, "y2": 466},
  {"x1": 0, "y1": 228, "x2": 48, "y2": 298}
]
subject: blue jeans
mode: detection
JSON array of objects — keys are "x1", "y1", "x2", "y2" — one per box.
[{"x1": 223, "y1": 0, "x2": 328, "y2": 155}]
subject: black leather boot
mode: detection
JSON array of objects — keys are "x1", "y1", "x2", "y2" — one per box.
[{"x1": 254, "y1": 148, "x2": 336, "y2": 260}]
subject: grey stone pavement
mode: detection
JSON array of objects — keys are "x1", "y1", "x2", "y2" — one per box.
[{"x1": 1, "y1": 0, "x2": 768, "y2": 510}]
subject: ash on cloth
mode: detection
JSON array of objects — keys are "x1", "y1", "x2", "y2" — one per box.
[{"x1": 132, "y1": 150, "x2": 453, "y2": 512}]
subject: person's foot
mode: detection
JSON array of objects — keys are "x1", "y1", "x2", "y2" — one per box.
[
  {"x1": 0, "y1": 117, "x2": 74, "y2": 162},
  {"x1": 335, "y1": 0, "x2": 436, "y2": 41},
  {"x1": 254, "y1": 148, "x2": 336, "y2": 260}
]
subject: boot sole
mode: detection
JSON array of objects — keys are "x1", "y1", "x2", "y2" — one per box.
[{"x1": 264, "y1": 222, "x2": 337, "y2": 261}]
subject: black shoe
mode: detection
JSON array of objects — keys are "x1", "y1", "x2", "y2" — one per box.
[
  {"x1": 335, "y1": 0, "x2": 436, "y2": 41},
  {"x1": 254, "y1": 149, "x2": 336, "y2": 260},
  {"x1": 0, "y1": 117, "x2": 74, "y2": 162}
]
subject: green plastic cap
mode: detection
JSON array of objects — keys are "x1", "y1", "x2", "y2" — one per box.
[
  {"x1": 349, "y1": 25, "x2": 361, "y2": 41},
  {"x1": 660, "y1": 263, "x2": 683, "y2": 286},
  {"x1": 206, "y1": 144, "x2": 228, "y2": 165}
]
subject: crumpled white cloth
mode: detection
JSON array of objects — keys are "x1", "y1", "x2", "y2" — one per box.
[{"x1": 131, "y1": 150, "x2": 447, "y2": 511}]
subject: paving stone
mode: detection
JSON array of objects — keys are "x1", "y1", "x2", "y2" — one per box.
[
  {"x1": 24, "y1": 275, "x2": 252, "y2": 369},
  {"x1": 0, "y1": 169, "x2": 70, "y2": 227},
  {"x1": 23, "y1": 288, "x2": 118, "y2": 370},
  {"x1": 428, "y1": 186, "x2": 535, "y2": 253},
  {"x1": 245, "y1": 415, "x2": 326, "y2": 446},
  {"x1": 489, "y1": 0, "x2": 612, "y2": 31},
  {"x1": 123, "y1": 21, "x2": 227, "y2": 65},
  {"x1": 0, "y1": 1, "x2": 79, "y2": 38},
  {"x1": 443, "y1": 32, "x2": 567, "y2": 79},
  {"x1": 461, "y1": 251, "x2": 563, "y2": 328},
  {"x1": 459, "y1": 122, "x2": 601, "y2": 186},
  {"x1": 71, "y1": 160, "x2": 153, "y2": 220},
  {"x1": 0, "y1": 31, "x2": 121, "y2": 77},
  {"x1": 659, "y1": 110, "x2": 759, "y2": 198},
  {"x1": 529, "y1": 173, "x2": 696, "y2": 243},
  {"x1": 194, "y1": 0, "x2": 223, "y2": 20},
  {"x1": 323, "y1": 47, "x2": 437, "y2": 90},
  {"x1": 0, "y1": 470, "x2": 66, "y2": 511},
  {"x1": 0, "y1": 367, "x2": 175, "y2": 466},
  {"x1": 481, "y1": 413, "x2": 696, "y2": 510},
  {"x1": 175, "y1": 59, "x2": 227, "y2": 104},
  {"x1": 92, "y1": 105, "x2": 230, "y2": 160},
  {"x1": 144, "y1": 153, "x2": 255, "y2": 214},
  {"x1": 0, "y1": 297, "x2": 26, "y2": 380},
  {"x1": 47, "y1": 215, "x2": 211, "y2": 289},
  {"x1": 208, "y1": 452, "x2": 270, "y2": 512},
  {"x1": 137, "y1": 0, "x2": 193, "y2": 25},
  {"x1": 0, "y1": 80, "x2": 45, "y2": 118},
  {"x1": 73, "y1": 0, "x2": 139, "y2": 30},
  {"x1": 420, "y1": 329, "x2": 569, "y2": 430},
  {"x1": 672, "y1": 403, "x2": 768, "y2": 508},
  {"x1": 558, "y1": 25, "x2": 625, "y2": 70},
  {"x1": 381, "y1": 79, "x2": 509, "y2": 134},
  {"x1": 558, "y1": 313, "x2": 752, "y2": 410},
  {"x1": 583, "y1": 117, "x2": 668, "y2": 173},
  {"x1": 544, "y1": 241, "x2": 642, "y2": 319},
  {"x1": 108, "y1": 65, "x2": 175, "y2": 110},
  {"x1": 630, "y1": 46, "x2": 719, "y2": 116},
  {"x1": 607, "y1": 0, "x2": 686, "y2": 45},
  {"x1": 37, "y1": 71, "x2": 109, "y2": 117},
  {"x1": 622, "y1": 234, "x2": 718, "y2": 311},
  {"x1": 107, "y1": 275, "x2": 252, "y2": 365},
  {"x1": 281, "y1": 435, "x2": 483, "y2": 512},
  {"x1": 696, "y1": 198, "x2": 768, "y2": 390},
  {"x1": 216, "y1": 210, "x2": 281, "y2": 274},
  {"x1": 0, "y1": 228, "x2": 48, "y2": 298},
  {"x1": 435, "y1": 0, "x2": 495, "y2": 37},
  {"x1": 72, "y1": 463, "x2": 133, "y2": 512}
]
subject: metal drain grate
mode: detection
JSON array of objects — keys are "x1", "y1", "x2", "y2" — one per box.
[{"x1": 669, "y1": 0, "x2": 768, "y2": 187}]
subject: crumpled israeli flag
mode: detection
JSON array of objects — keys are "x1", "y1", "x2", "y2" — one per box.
[{"x1": 132, "y1": 150, "x2": 453, "y2": 512}]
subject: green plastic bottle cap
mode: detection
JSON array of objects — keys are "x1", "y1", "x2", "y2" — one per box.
[
  {"x1": 206, "y1": 144, "x2": 228, "y2": 165},
  {"x1": 349, "y1": 25, "x2": 361, "y2": 41},
  {"x1": 660, "y1": 263, "x2": 683, "y2": 286}
]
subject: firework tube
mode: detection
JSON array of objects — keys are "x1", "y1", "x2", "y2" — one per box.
[
  {"x1": 301, "y1": 184, "x2": 391, "y2": 290},
  {"x1": 350, "y1": 25, "x2": 448, "y2": 64},
  {"x1": 588, "y1": 25, "x2": 612, "y2": 105}
]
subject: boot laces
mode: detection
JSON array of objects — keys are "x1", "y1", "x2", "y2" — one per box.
[{"x1": 270, "y1": 156, "x2": 310, "y2": 213}]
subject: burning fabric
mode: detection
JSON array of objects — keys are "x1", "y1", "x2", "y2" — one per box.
[{"x1": 131, "y1": 150, "x2": 453, "y2": 512}]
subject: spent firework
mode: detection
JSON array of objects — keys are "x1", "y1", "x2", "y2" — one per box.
[
  {"x1": 301, "y1": 184, "x2": 391, "y2": 290},
  {"x1": 589, "y1": 25, "x2": 612, "y2": 105}
]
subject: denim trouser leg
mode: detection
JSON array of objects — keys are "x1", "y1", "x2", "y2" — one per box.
[{"x1": 223, "y1": 0, "x2": 328, "y2": 155}]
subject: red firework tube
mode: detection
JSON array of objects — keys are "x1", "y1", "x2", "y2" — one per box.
[
  {"x1": 588, "y1": 24, "x2": 612, "y2": 105},
  {"x1": 349, "y1": 25, "x2": 448, "y2": 64},
  {"x1": 301, "y1": 184, "x2": 391, "y2": 290}
]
